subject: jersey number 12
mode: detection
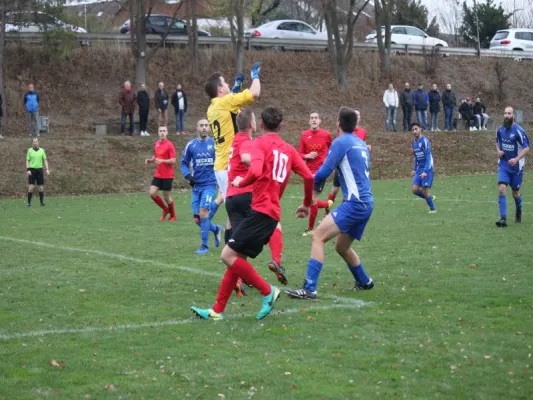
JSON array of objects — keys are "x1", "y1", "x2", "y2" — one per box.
[{"x1": 272, "y1": 150, "x2": 289, "y2": 183}]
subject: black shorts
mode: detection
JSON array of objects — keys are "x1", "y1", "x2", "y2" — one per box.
[
  {"x1": 28, "y1": 168, "x2": 44, "y2": 185},
  {"x1": 151, "y1": 177, "x2": 173, "y2": 191},
  {"x1": 225, "y1": 192, "x2": 252, "y2": 231},
  {"x1": 228, "y1": 210, "x2": 278, "y2": 259},
  {"x1": 333, "y1": 170, "x2": 340, "y2": 188}
]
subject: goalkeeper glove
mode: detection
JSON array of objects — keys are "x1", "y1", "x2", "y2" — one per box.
[
  {"x1": 232, "y1": 72, "x2": 246, "y2": 93},
  {"x1": 250, "y1": 62, "x2": 261, "y2": 80},
  {"x1": 185, "y1": 174, "x2": 196, "y2": 187}
]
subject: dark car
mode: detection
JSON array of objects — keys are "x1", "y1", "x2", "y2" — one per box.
[{"x1": 120, "y1": 15, "x2": 210, "y2": 36}]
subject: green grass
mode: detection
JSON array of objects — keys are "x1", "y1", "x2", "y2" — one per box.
[{"x1": 1, "y1": 174, "x2": 532, "y2": 399}]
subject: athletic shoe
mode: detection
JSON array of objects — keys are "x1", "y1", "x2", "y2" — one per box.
[
  {"x1": 302, "y1": 229, "x2": 313, "y2": 237},
  {"x1": 257, "y1": 285, "x2": 281, "y2": 320},
  {"x1": 195, "y1": 246, "x2": 209, "y2": 254},
  {"x1": 234, "y1": 278, "x2": 247, "y2": 297},
  {"x1": 145, "y1": 131, "x2": 150, "y2": 136},
  {"x1": 25, "y1": 203, "x2": 31, "y2": 208},
  {"x1": 160, "y1": 208, "x2": 170, "y2": 221},
  {"x1": 214, "y1": 225, "x2": 222, "y2": 248},
  {"x1": 428, "y1": 210, "x2": 437, "y2": 214},
  {"x1": 432, "y1": 195, "x2": 437, "y2": 202},
  {"x1": 168, "y1": 216, "x2": 177, "y2": 222},
  {"x1": 324, "y1": 200, "x2": 334, "y2": 216},
  {"x1": 352, "y1": 278, "x2": 375, "y2": 291},
  {"x1": 516, "y1": 208, "x2": 522, "y2": 224},
  {"x1": 268, "y1": 259, "x2": 288, "y2": 285},
  {"x1": 285, "y1": 287, "x2": 317, "y2": 300},
  {"x1": 191, "y1": 307, "x2": 223, "y2": 320},
  {"x1": 496, "y1": 218, "x2": 508, "y2": 228},
  {"x1": 40, "y1": 203, "x2": 45, "y2": 207}
]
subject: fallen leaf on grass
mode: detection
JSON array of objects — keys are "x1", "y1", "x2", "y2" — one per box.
[
  {"x1": 104, "y1": 384, "x2": 116, "y2": 391},
  {"x1": 469, "y1": 264, "x2": 477, "y2": 269},
  {"x1": 79, "y1": 289, "x2": 87, "y2": 293},
  {"x1": 48, "y1": 360, "x2": 64, "y2": 369}
]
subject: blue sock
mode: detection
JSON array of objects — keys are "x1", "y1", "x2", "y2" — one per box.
[
  {"x1": 415, "y1": 189, "x2": 425, "y2": 199},
  {"x1": 200, "y1": 218, "x2": 210, "y2": 247},
  {"x1": 209, "y1": 221, "x2": 218, "y2": 233},
  {"x1": 348, "y1": 263, "x2": 370, "y2": 285},
  {"x1": 304, "y1": 258, "x2": 323, "y2": 292},
  {"x1": 426, "y1": 194, "x2": 436, "y2": 211},
  {"x1": 515, "y1": 195, "x2": 522, "y2": 211},
  {"x1": 499, "y1": 195, "x2": 507, "y2": 219},
  {"x1": 208, "y1": 202, "x2": 220, "y2": 221}
]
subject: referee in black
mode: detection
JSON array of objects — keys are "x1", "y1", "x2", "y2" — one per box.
[{"x1": 26, "y1": 138, "x2": 50, "y2": 207}]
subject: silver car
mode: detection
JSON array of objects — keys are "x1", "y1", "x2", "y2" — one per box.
[{"x1": 490, "y1": 29, "x2": 533, "y2": 51}]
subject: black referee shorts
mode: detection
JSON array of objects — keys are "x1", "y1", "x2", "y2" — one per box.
[
  {"x1": 28, "y1": 168, "x2": 44, "y2": 185},
  {"x1": 225, "y1": 192, "x2": 252, "y2": 231},
  {"x1": 228, "y1": 210, "x2": 278, "y2": 259},
  {"x1": 151, "y1": 177, "x2": 173, "y2": 191}
]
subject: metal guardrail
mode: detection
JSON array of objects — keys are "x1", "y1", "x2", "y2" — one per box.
[{"x1": 5, "y1": 32, "x2": 533, "y2": 59}]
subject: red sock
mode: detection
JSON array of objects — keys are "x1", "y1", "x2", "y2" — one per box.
[
  {"x1": 168, "y1": 201, "x2": 176, "y2": 218},
  {"x1": 268, "y1": 228, "x2": 283, "y2": 265},
  {"x1": 328, "y1": 192, "x2": 336, "y2": 202},
  {"x1": 308, "y1": 204, "x2": 319, "y2": 230},
  {"x1": 231, "y1": 258, "x2": 270, "y2": 296},
  {"x1": 212, "y1": 268, "x2": 239, "y2": 314},
  {"x1": 316, "y1": 200, "x2": 329, "y2": 209},
  {"x1": 152, "y1": 195, "x2": 167, "y2": 210}
]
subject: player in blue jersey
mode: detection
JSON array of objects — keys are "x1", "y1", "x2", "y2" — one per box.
[
  {"x1": 181, "y1": 118, "x2": 223, "y2": 253},
  {"x1": 285, "y1": 107, "x2": 375, "y2": 300},
  {"x1": 495, "y1": 106, "x2": 530, "y2": 227},
  {"x1": 410, "y1": 122, "x2": 437, "y2": 213}
]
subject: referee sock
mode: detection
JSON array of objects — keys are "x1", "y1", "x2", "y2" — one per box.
[
  {"x1": 316, "y1": 200, "x2": 329, "y2": 209},
  {"x1": 27, "y1": 192, "x2": 33, "y2": 205},
  {"x1": 200, "y1": 218, "x2": 210, "y2": 247},
  {"x1": 152, "y1": 195, "x2": 166, "y2": 210},
  {"x1": 208, "y1": 201, "x2": 220, "y2": 221},
  {"x1": 39, "y1": 192, "x2": 44, "y2": 204},
  {"x1": 231, "y1": 258, "x2": 270, "y2": 296},
  {"x1": 224, "y1": 228, "x2": 232, "y2": 244},
  {"x1": 268, "y1": 227, "x2": 283, "y2": 266},
  {"x1": 304, "y1": 258, "x2": 323, "y2": 293},
  {"x1": 212, "y1": 268, "x2": 239, "y2": 314},
  {"x1": 499, "y1": 194, "x2": 507, "y2": 219},
  {"x1": 308, "y1": 204, "x2": 319, "y2": 230},
  {"x1": 348, "y1": 263, "x2": 370, "y2": 286}
]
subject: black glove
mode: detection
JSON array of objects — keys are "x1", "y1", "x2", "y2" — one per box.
[{"x1": 185, "y1": 174, "x2": 196, "y2": 187}]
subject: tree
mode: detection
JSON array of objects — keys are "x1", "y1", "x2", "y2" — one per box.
[
  {"x1": 391, "y1": 0, "x2": 428, "y2": 29},
  {"x1": 322, "y1": 0, "x2": 371, "y2": 87},
  {"x1": 460, "y1": 0, "x2": 511, "y2": 48},
  {"x1": 250, "y1": 0, "x2": 281, "y2": 27},
  {"x1": 437, "y1": 0, "x2": 462, "y2": 44},
  {"x1": 185, "y1": 0, "x2": 200, "y2": 77},
  {"x1": 227, "y1": 0, "x2": 246, "y2": 73},
  {"x1": 374, "y1": 0, "x2": 393, "y2": 77}
]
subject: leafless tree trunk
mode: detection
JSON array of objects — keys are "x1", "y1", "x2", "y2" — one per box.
[
  {"x1": 251, "y1": 0, "x2": 281, "y2": 26},
  {"x1": 494, "y1": 60, "x2": 509, "y2": 105},
  {"x1": 228, "y1": 0, "x2": 246, "y2": 72},
  {"x1": 187, "y1": 0, "x2": 199, "y2": 77},
  {"x1": 374, "y1": 0, "x2": 392, "y2": 77},
  {"x1": 437, "y1": 0, "x2": 463, "y2": 44},
  {"x1": 322, "y1": 0, "x2": 370, "y2": 88}
]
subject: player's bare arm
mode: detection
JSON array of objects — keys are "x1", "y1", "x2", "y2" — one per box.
[
  {"x1": 496, "y1": 143, "x2": 504, "y2": 158},
  {"x1": 156, "y1": 157, "x2": 176, "y2": 165},
  {"x1": 509, "y1": 146, "x2": 529, "y2": 166},
  {"x1": 145, "y1": 156, "x2": 155, "y2": 164},
  {"x1": 44, "y1": 159, "x2": 50, "y2": 175},
  {"x1": 26, "y1": 159, "x2": 31, "y2": 175}
]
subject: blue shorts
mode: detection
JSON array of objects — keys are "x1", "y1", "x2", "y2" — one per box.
[
  {"x1": 498, "y1": 167, "x2": 523, "y2": 191},
  {"x1": 331, "y1": 200, "x2": 373, "y2": 241},
  {"x1": 412, "y1": 169, "x2": 434, "y2": 188},
  {"x1": 191, "y1": 185, "x2": 217, "y2": 215}
]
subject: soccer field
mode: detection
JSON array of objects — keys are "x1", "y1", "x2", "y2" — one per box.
[{"x1": 1, "y1": 174, "x2": 532, "y2": 399}]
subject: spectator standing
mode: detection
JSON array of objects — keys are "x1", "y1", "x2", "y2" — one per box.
[
  {"x1": 137, "y1": 83, "x2": 150, "y2": 136},
  {"x1": 24, "y1": 83, "x2": 40, "y2": 137},
  {"x1": 155, "y1": 82, "x2": 169, "y2": 127},
  {"x1": 442, "y1": 83, "x2": 457, "y2": 132},
  {"x1": 171, "y1": 84, "x2": 188, "y2": 136},
  {"x1": 473, "y1": 97, "x2": 489, "y2": 130},
  {"x1": 383, "y1": 83, "x2": 399, "y2": 132},
  {"x1": 428, "y1": 83, "x2": 441, "y2": 131},
  {"x1": 400, "y1": 82, "x2": 414, "y2": 132},
  {"x1": 119, "y1": 81, "x2": 136, "y2": 135},
  {"x1": 413, "y1": 83, "x2": 429, "y2": 130},
  {"x1": 0, "y1": 91, "x2": 3, "y2": 139},
  {"x1": 459, "y1": 97, "x2": 476, "y2": 131}
]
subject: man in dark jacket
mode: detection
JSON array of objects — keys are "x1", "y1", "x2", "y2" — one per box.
[
  {"x1": 24, "y1": 83, "x2": 40, "y2": 137},
  {"x1": 137, "y1": 83, "x2": 150, "y2": 136},
  {"x1": 428, "y1": 83, "x2": 441, "y2": 131},
  {"x1": 473, "y1": 97, "x2": 489, "y2": 130},
  {"x1": 413, "y1": 83, "x2": 429, "y2": 130},
  {"x1": 441, "y1": 83, "x2": 457, "y2": 131},
  {"x1": 119, "y1": 81, "x2": 136, "y2": 135},
  {"x1": 458, "y1": 97, "x2": 476, "y2": 130},
  {"x1": 155, "y1": 82, "x2": 169, "y2": 127},
  {"x1": 400, "y1": 82, "x2": 414, "y2": 132},
  {"x1": 171, "y1": 84, "x2": 188, "y2": 135},
  {"x1": 0, "y1": 91, "x2": 3, "y2": 138}
]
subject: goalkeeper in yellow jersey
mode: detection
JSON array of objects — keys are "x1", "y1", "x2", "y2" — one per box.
[{"x1": 205, "y1": 62, "x2": 261, "y2": 245}]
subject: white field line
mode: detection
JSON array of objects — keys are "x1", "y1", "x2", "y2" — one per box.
[
  {"x1": 0, "y1": 303, "x2": 365, "y2": 341},
  {"x1": 287, "y1": 196, "x2": 532, "y2": 204}
]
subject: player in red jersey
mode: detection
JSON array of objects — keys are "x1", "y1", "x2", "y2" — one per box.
[
  {"x1": 145, "y1": 126, "x2": 177, "y2": 221},
  {"x1": 299, "y1": 112, "x2": 333, "y2": 236},
  {"x1": 327, "y1": 109, "x2": 370, "y2": 205},
  {"x1": 191, "y1": 107, "x2": 314, "y2": 321},
  {"x1": 226, "y1": 107, "x2": 287, "y2": 286}
]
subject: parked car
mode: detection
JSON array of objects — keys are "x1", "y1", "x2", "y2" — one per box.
[
  {"x1": 365, "y1": 25, "x2": 448, "y2": 48},
  {"x1": 245, "y1": 20, "x2": 328, "y2": 50},
  {"x1": 120, "y1": 15, "x2": 211, "y2": 37},
  {"x1": 490, "y1": 29, "x2": 533, "y2": 51},
  {"x1": 5, "y1": 11, "x2": 87, "y2": 33}
]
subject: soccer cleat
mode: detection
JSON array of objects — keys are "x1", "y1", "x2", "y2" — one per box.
[
  {"x1": 214, "y1": 225, "x2": 222, "y2": 248},
  {"x1": 191, "y1": 307, "x2": 224, "y2": 321},
  {"x1": 432, "y1": 195, "x2": 437, "y2": 202},
  {"x1": 257, "y1": 285, "x2": 281, "y2": 320},
  {"x1": 268, "y1": 260, "x2": 288, "y2": 285},
  {"x1": 496, "y1": 218, "x2": 508, "y2": 228},
  {"x1": 234, "y1": 278, "x2": 247, "y2": 297},
  {"x1": 195, "y1": 246, "x2": 209, "y2": 254},
  {"x1": 168, "y1": 216, "x2": 177, "y2": 222},
  {"x1": 324, "y1": 200, "x2": 334, "y2": 216},
  {"x1": 25, "y1": 203, "x2": 31, "y2": 208},
  {"x1": 285, "y1": 287, "x2": 317, "y2": 300},
  {"x1": 302, "y1": 229, "x2": 313, "y2": 237},
  {"x1": 352, "y1": 278, "x2": 375, "y2": 291},
  {"x1": 40, "y1": 203, "x2": 45, "y2": 207},
  {"x1": 160, "y1": 208, "x2": 170, "y2": 221},
  {"x1": 428, "y1": 210, "x2": 437, "y2": 214}
]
